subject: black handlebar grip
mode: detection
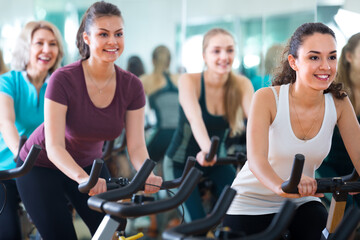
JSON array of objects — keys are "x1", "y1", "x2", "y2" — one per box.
[
  {"x1": 161, "y1": 156, "x2": 196, "y2": 189},
  {"x1": 14, "y1": 135, "x2": 27, "y2": 163},
  {"x1": 0, "y1": 144, "x2": 41, "y2": 180},
  {"x1": 78, "y1": 159, "x2": 104, "y2": 193},
  {"x1": 281, "y1": 154, "x2": 305, "y2": 194},
  {"x1": 101, "y1": 140, "x2": 114, "y2": 160},
  {"x1": 102, "y1": 167, "x2": 203, "y2": 218},
  {"x1": 162, "y1": 186, "x2": 237, "y2": 238},
  {"x1": 243, "y1": 200, "x2": 296, "y2": 240},
  {"x1": 205, "y1": 136, "x2": 219, "y2": 162},
  {"x1": 342, "y1": 168, "x2": 359, "y2": 182}
]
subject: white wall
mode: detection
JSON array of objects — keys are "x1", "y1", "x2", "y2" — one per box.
[
  {"x1": 1, "y1": 0, "x2": 360, "y2": 72},
  {"x1": 113, "y1": 0, "x2": 182, "y2": 73}
]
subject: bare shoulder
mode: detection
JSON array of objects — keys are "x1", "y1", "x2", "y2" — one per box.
[
  {"x1": 253, "y1": 86, "x2": 278, "y2": 118},
  {"x1": 332, "y1": 94, "x2": 353, "y2": 119},
  {"x1": 170, "y1": 73, "x2": 180, "y2": 87},
  {"x1": 254, "y1": 86, "x2": 278, "y2": 102},
  {"x1": 139, "y1": 74, "x2": 152, "y2": 93},
  {"x1": 139, "y1": 74, "x2": 150, "y2": 84},
  {"x1": 232, "y1": 74, "x2": 254, "y2": 93},
  {"x1": 178, "y1": 72, "x2": 201, "y2": 88},
  {"x1": 233, "y1": 74, "x2": 252, "y2": 86}
]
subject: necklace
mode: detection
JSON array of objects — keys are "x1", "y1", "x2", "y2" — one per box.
[
  {"x1": 85, "y1": 65, "x2": 115, "y2": 94},
  {"x1": 291, "y1": 87, "x2": 324, "y2": 141}
]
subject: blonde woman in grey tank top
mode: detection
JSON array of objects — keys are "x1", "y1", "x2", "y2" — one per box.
[{"x1": 223, "y1": 23, "x2": 360, "y2": 240}]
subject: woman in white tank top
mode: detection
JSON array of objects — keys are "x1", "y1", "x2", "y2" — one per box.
[{"x1": 223, "y1": 22, "x2": 360, "y2": 240}]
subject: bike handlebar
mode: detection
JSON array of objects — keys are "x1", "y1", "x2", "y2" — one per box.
[
  {"x1": 216, "y1": 152, "x2": 247, "y2": 166},
  {"x1": 282, "y1": 154, "x2": 360, "y2": 194},
  {"x1": 14, "y1": 135, "x2": 28, "y2": 162},
  {"x1": 87, "y1": 158, "x2": 156, "y2": 212},
  {"x1": 205, "y1": 136, "x2": 247, "y2": 166},
  {"x1": 341, "y1": 168, "x2": 359, "y2": 182},
  {"x1": 205, "y1": 136, "x2": 219, "y2": 162},
  {"x1": 240, "y1": 200, "x2": 296, "y2": 240},
  {"x1": 0, "y1": 144, "x2": 42, "y2": 180},
  {"x1": 101, "y1": 167, "x2": 203, "y2": 218},
  {"x1": 80, "y1": 156, "x2": 197, "y2": 193},
  {"x1": 86, "y1": 156, "x2": 197, "y2": 213},
  {"x1": 78, "y1": 159, "x2": 104, "y2": 193},
  {"x1": 162, "y1": 186, "x2": 236, "y2": 239},
  {"x1": 162, "y1": 199, "x2": 296, "y2": 240},
  {"x1": 281, "y1": 154, "x2": 305, "y2": 193}
]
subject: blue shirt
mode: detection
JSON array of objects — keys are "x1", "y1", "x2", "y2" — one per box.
[{"x1": 0, "y1": 70, "x2": 48, "y2": 170}]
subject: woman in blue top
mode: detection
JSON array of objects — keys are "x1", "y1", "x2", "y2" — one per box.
[
  {"x1": 0, "y1": 20, "x2": 63, "y2": 239},
  {"x1": 163, "y1": 28, "x2": 254, "y2": 222}
]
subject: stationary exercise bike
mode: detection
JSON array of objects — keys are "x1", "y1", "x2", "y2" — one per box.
[
  {"x1": 0, "y1": 136, "x2": 42, "y2": 240},
  {"x1": 197, "y1": 136, "x2": 246, "y2": 215},
  {"x1": 162, "y1": 197, "x2": 296, "y2": 240},
  {"x1": 282, "y1": 154, "x2": 360, "y2": 240},
  {"x1": 79, "y1": 156, "x2": 201, "y2": 240}
]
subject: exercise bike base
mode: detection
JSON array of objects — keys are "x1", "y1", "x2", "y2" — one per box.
[{"x1": 93, "y1": 214, "x2": 120, "y2": 240}]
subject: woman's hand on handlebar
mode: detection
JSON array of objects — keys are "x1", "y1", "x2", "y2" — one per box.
[
  {"x1": 277, "y1": 175, "x2": 324, "y2": 198},
  {"x1": 297, "y1": 175, "x2": 323, "y2": 197},
  {"x1": 88, "y1": 178, "x2": 107, "y2": 196},
  {"x1": 144, "y1": 174, "x2": 162, "y2": 194},
  {"x1": 196, "y1": 150, "x2": 216, "y2": 167}
]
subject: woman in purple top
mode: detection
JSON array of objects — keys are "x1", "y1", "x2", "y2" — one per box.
[{"x1": 16, "y1": 2, "x2": 162, "y2": 239}]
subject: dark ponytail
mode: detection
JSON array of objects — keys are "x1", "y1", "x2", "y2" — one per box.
[{"x1": 76, "y1": 1, "x2": 122, "y2": 60}]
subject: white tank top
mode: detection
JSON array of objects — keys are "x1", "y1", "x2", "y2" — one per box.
[{"x1": 227, "y1": 83, "x2": 337, "y2": 215}]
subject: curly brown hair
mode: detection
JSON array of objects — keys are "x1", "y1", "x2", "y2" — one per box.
[{"x1": 272, "y1": 22, "x2": 346, "y2": 100}]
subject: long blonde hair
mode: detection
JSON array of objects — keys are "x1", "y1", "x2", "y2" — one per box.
[
  {"x1": 11, "y1": 20, "x2": 64, "y2": 74},
  {"x1": 203, "y1": 28, "x2": 244, "y2": 135}
]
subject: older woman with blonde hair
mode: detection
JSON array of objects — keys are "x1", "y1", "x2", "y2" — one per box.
[{"x1": 0, "y1": 20, "x2": 63, "y2": 239}]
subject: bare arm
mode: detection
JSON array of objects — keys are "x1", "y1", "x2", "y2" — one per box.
[
  {"x1": 336, "y1": 97, "x2": 360, "y2": 175},
  {"x1": 0, "y1": 93, "x2": 19, "y2": 155},
  {"x1": 178, "y1": 74, "x2": 214, "y2": 166},
  {"x1": 238, "y1": 76, "x2": 254, "y2": 118},
  {"x1": 247, "y1": 88, "x2": 282, "y2": 193},
  {"x1": 125, "y1": 107, "x2": 162, "y2": 193},
  {"x1": 44, "y1": 99, "x2": 106, "y2": 195}
]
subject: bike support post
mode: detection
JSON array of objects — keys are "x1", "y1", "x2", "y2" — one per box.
[
  {"x1": 92, "y1": 214, "x2": 123, "y2": 240},
  {"x1": 321, "y1": 191, "x2": 347, "y2": 240}
]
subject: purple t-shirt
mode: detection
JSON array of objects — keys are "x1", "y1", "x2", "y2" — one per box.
[{"x1": 20, "y1": 60, "x2": 145, "y2": 168}]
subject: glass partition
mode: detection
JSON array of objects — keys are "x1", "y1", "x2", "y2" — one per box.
[{"x1": 182, "y1": 0, "x2": 316, "y2": 91}]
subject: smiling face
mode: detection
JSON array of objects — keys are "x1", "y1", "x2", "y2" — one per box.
[
  {"x1": 203, "y1": 33, "x2": 235, "y2": 75},
  {"x1": 289, "y1": 32, "x2": 337, "y2": 91},
  {"x1": 83, "y1": 15, "x2": 124, "y2": 64},
  {"x1": 27, "y1": 28, "x2": 59, "y2": 75}
]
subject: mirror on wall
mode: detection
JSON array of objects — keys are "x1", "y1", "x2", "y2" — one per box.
[
  {"x1": 182, "y1": 0, "x2": 316, "y2": 90},
  {"x1": 1, "y1": 0, "x2": 360, "y2": 88}
]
